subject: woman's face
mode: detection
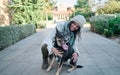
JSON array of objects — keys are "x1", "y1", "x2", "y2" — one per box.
[{"x1": 70, "y1": 22, "x2": 80, "y2": 31}]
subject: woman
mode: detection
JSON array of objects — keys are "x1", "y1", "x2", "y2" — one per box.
[{"x1": 41, "y1": 15, "x2": 86, "y2": 69}]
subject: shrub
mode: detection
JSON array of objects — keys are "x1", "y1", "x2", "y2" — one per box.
[
  {"x1": 0, "y1": 24, "x2": 36, "y2": 50},
  {"x1": 36, "y1": 21, "x2": 46, "y2": 29},
  {"x1": 89, "y1": 14, "x2": 120, "y2": 37},
  {"x1": 48, "y1": 13, "x2": 53, "y2": 20},
  {"x1": 108, "y1": 16, "x2": 120, "y2": 35},
  {"x1": 104, "y1": 29, "x2": 113, "y2": 37},
  {"x1": 89, "y1": 14, "x2": 114, "y2": 34}
]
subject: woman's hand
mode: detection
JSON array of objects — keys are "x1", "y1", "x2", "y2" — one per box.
[
  {"x1": 51, "y1": 47, "x2": 63, "y2": 57},
  {"x1": 72, "y1": 52, "x2": 79, "y2": 63}
]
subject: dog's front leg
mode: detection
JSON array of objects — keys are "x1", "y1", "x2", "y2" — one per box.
[
  {"x1": 46, "y1": 56, "x2": 55, "y2": 72},
  {"x1": 56, "y1": 62, "x2": 63, "y2": 75}
]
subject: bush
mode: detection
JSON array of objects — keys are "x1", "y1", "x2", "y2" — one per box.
[
  {"x1": 89, "y1": 14, "x2": 120, "y2": 37},
  {"x1": 48, "y1": 13, "x2": 53, "y2": 20},
  {"x1": 0, "y1": 24, "x2": 36, "y2": 50},
  {"x1": 89, "y1": 14, "x2": 115, "y2": 34},
  {"x1": 108, "y1": 16, "x2": 120, "y2": 35},
  {"x1": 104, "y1": 29, "x2": 113, "y2": 37},
  {"x1": 36, "y1": 21, "x2": 46, "y2": 29}
]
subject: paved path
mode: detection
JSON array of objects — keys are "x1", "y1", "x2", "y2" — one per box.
[{"x1": 0, "y1": 24, "x2": 120, "y2": 75}]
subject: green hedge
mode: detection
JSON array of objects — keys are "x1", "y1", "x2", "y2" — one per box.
[
  {"x1": 0, "y1": 24, "x2": 36, "y2": 50},
  {"x1": 89, "y1": 14, "x2": 120, "y2": 37},
  {"x1": 108, "y1": 16, "x2": 120, "y2": 35},
  {"x1": 89, "y1": 14, "x2": 115, "y2": 34}
]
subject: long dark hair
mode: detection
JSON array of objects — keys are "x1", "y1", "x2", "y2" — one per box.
[{"x1": 68, "y1": 21, "x2": 81, "y2": 39}]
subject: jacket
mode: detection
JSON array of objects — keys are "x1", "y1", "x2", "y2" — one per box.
[{"x1": 42, "y1": 21, "x2": 80, "y2": 55}]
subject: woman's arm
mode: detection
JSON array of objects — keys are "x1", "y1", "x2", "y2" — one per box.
[
  {"x1": 43, "y1": 22, "x2": 65, "y2": 54},
  {"x1": 72, "y1": 40, "x2": 80, "y2": 56}
]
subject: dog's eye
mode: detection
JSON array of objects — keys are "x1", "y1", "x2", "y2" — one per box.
[{"x1": 57, "y1": 38, "x2": 63, "y2": 41}]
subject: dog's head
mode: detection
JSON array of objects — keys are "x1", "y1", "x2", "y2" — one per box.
[{"x1": 55, "y1": 28, "x2": 70, "y2": 50}]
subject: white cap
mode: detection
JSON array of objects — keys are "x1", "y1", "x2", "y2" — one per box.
[{"x1": 70, "y1": 15, "x2": 86, "y2": 28}]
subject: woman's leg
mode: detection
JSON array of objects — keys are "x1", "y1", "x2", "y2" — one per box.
[{"x1": 41, "y1": 43, "x2": 49, "y2": 69}]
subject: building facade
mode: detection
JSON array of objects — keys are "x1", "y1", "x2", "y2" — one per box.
[{"x1": 52, "y1": 4, "x2": 74, "y2": 21}]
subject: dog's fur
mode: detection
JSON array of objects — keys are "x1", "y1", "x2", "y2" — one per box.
[{"x1": 46, "y1": 28, "x2": 82, "y2": 75}]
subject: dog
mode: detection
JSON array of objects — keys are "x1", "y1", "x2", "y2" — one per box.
[{"x1": 46, "y1": 28, "x2": 83, "y2": 75}]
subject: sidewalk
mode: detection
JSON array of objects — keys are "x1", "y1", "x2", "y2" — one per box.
[{"x1": 0, "y1": 24, "x2": 120, "y2": 75}]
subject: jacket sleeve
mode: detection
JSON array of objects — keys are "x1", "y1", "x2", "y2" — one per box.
[
  {"x1": 44, "y1": 22, "x2": 64, "y2": 54},
  {"x1": 72, "y1": 39, "x2": 80, "y2": 56},
  {"x1": 46, "y1": 28, "x2": 56, "y2": 53}
]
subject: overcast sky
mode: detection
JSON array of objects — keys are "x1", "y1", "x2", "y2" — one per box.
[{"x1": 54, "y1": 0, "x2": 77, "y2": 7}]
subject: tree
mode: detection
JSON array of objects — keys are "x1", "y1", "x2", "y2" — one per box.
[
  {"x1": 75, "y1": 0, "x2": 95, "y2": 21},
  {"x1": 76, "y1": 0, "x2": 88, "y2": 8},
  {"x1": 44, "y1": 0, "x2": 55, "y2": 23},
  {"x1": 97, "y1": 0, "x2": 120, "y2": 14},
  {"x1": 8, "y1": 0, "x2": 54, "y2": 25}
]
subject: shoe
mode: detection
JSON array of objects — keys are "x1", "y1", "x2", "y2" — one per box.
[{"x1": 41, "y1": 59, "x2": 49, "y2": 70}]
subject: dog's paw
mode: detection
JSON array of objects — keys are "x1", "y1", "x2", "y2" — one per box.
[
  {"x1": 55, "y1": 72, "x2": 60, "y2": 75},
  {"x1": 67, "y1": 68, "x2": 73, "y2": 73},
  {"x1": 67, "y1": 66, "x2": 76, "y2": 73},
  {"x1": 46, "y1": 67, "x2": 51, "y2": 72}
]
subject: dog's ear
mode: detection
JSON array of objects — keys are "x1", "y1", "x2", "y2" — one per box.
[{"x1": 56, "y1": 27, "x2": 60, "y2": 33}]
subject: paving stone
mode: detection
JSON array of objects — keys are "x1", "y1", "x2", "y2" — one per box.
[{"x1": 0, "y1": 26, "x2": 120, "y2": 75}]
